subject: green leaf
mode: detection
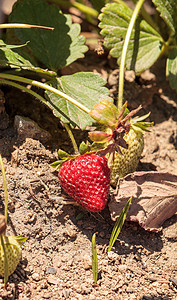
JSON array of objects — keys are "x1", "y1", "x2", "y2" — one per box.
[
  {"x1": 58, "y1": 149, "x2": 70, "y2": 159},
  {"x1": 9, "y1": 0, "x2": 88, "y2": 71},
  {"x1": 108, "y1": 197, "x2": 131, "y2": 252},
  {"x1": 0, "y1": 40, "x2": 55, "y2": 76},
  {"x1": 45, "y1": 72, "x2": 111, "y2": 129},
  {"x1": 79, "y1": 141, "x2": 90, "y2": 155},
  {"x1": 152, "y1": 0, "x2": 177, "y2": 34},
  {"x1": 0, "y1": 39, "x2": 33, "y2": 69},
  {"x1": 166, "y1": 47, "x2": 177, "y2": 90},
  {"x1": 92, "y1": 233, "x2": 98, "y2": 284},
  {"x1": 14, "y1": 235, "x2": 28, "y2": 244},
  {"x1": 99, "y1": 2, "x2": 164, "y2": 73},
  {"x1": 0, "y1": 41, "x2": 29, "y2": 49}
]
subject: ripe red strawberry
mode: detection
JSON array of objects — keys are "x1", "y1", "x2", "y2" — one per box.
[{"x1": 58, "y1": 153, "x2": 110, "y2": 212}]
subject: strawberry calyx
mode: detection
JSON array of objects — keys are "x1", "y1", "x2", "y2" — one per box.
[
  {"x1": 131, "y1": 112, "x2": 153, "y2": 132},
  {"x1": 52, "y1": 101, "x2": 153, "y2": 170},
  {"x1": 10, "y1": 235, "x2": 28, "y2": 245},
  {"x1": 1, "y1": 234, "x2": 27, "y2": 247},
  {"x1": 88, "y1": 102, "x2": 153, "y2": 167},
  {"x1": 51, "y1": 141, "x2": 103, "y2": 170}
]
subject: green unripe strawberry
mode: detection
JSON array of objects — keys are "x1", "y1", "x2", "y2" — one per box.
[
  {"x1": 0, "y1": 235, "x2": 26, "y2": 277},
  {"x1": 89, "y1": 101, "x2": 153, "y2": 188},
  {"x1": 108, "y1": 128, "x2": 144, "y2": 187}
]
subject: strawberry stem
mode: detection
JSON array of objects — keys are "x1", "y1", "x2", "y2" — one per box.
[
  {"x1": 0, "y1": 23, "x2": 54, "y2": 30},
  {"x1": 63, "y1": 123, "x2": 79, "y2": 154},
  {"x1": 118, "y1": 0, "x2": 145, "y2": 110},
  {"x1": 49, "y1": 0, "x2": 98, "y2": 18},
  {"x1": 0, "y1": 73, "x2": 91, "y2": 114},
  {"x1": 0, "y1": 155, "x2": 8, "y2": 225},
  {"x1": 0, "y1": 79, "x2": 49, "y2": 104}
]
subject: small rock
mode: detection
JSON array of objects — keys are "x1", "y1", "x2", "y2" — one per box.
[
  {"x1": 42, "y1": 292, "x2": 53, "y2": 299},
  {"x1": 14, "y1": 115, "x2": 51, "y2": 143},
  {"x1": 83, "y1": 256, "x2": 92, "y2": 270},
  {"x1": 118, "y1": 264, "x2": 128, "y2": 272},
  {"x1": 107, "y1": 251, "x2": 118, "y2": 260},
  {"x1": 125, "y1": 70, "x2": 135, "y2": 82},
  {"x1": 140, "y1": 69, "x2": 156, "y2": 81},
  {"x1": 47, "y1": 275, "x2": 58, "y2": 285},
  {"x1": 47, "y1": 267, "x2": 57, "y2": 275},
  {"x1": 108, "y1": 69, "x2": 119, "y2": 86},
  {"x1": 31, "y1": 272, "x2": 40, "y2": 281}
]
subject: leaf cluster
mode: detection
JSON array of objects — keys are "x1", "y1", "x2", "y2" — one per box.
[
  {"x1": 0, "y1": 0, "x2": 111, "y2": 129},
  {"x1": 99, "y1": 0, "x2": 177, "y2": 90}
]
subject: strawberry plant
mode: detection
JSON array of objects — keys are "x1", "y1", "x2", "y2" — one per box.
[
  {"x1": 99, "y1": 0, "x2": 177, "y2": 91},
  {"x1": 0, "y1": 0, "x2": 153, "y2": 206},
  {"x1": 0, "y1": 0, "x2": 112, "y2": 130}
]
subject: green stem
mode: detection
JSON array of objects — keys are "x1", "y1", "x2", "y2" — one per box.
[
  {"x1": 0, "y1": 23, "x2": 54, "y2": 30},
  {"x1": 131, "y1": 0, "x2": 160, "y2": 34},
  {"x1": 0, "y1": 73, "x2": 90, "y2": 114},
  {"x1": 118, "y1": 0, "x2": 145, "y2": 109},
  {"x1": 0, "y1": 79, "x2": 48, "y2": 104},
  {"x1": 49, "y1": 0, "x2": 98, "y2": 18},
  {"x1": 0, "y1": 155, "x2": 8, "y2": 224},
  {"x1": 0, "y1": 235, "x2": 9, "y2": 284},
  {"x1": 63, "y1": 123, "x2": 79, "y2": 154}
]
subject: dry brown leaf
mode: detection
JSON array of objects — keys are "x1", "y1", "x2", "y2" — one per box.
[{"x1": 109, "y1": 171, "x2": 177, "y2": 232}]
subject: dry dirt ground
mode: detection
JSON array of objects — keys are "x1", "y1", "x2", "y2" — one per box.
[{"x1": 0, "y1": 49, "x2": 177, "y2": 300}]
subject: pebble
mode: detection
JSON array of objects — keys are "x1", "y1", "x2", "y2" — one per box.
[
  {"x1": 118, "y1": 264, "x2": 128, "y2": 272},
  {"x1": 47, "y1": 275, "x2": 58, "y2": 285},
  {"x1": 47, "y1": 267, "x2": 57, "y2": 275},
  {"x1": 32, "y1": 272, "x2": 40, "y2": 281},
  {"x1": 14, "y1": 115, "x2": 51, "y2": 143},
  {"x1": 83, "y1": 256, "x2": 92, "y2": 270},
  {"x1": 62, "y1": 289, "x2": 71, "y2": 299},
  {"x1": 42, "y1": 292, "x2": 53, "y2": 299},
  {"x1": 107, "y1": 251, "x2": 118, "y2": 260}
]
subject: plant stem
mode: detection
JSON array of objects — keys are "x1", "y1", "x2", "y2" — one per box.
[
  {"x1": 0, "y1": 73, "x2": 90, "y2": 114},
  {"x1": 92, "y1": 233, "x2": 98, "y2": 284},
  {"x1": 63, "y1": 123, "x2": 79, "y2": 154},
  {"x1": 130, "y1": 0, "x2": 160, "y2": 34},
  {"x1": 0, "y1": 155, "x2": 8, "y2": 224},
  {"x1": 49, "y1": 0, "x2": 98, "y2": 18},
  {"x1": 0, "y1": 24, "x2": 54, "y2": 30},
  {"x1": 118, "y1": 0, "x2": 145, "y2": 110},
  {"x1": 0, "y1": 79, "x2": 48, "y2": 104}
]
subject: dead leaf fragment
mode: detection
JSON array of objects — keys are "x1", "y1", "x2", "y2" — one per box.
[{"x1": 109, "y1": 172, "x2": 177, "y2": 232}]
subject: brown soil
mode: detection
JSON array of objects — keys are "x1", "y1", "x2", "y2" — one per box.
[{"x1": 0, "y1": 53, "x2": 177, "y2": 300}]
